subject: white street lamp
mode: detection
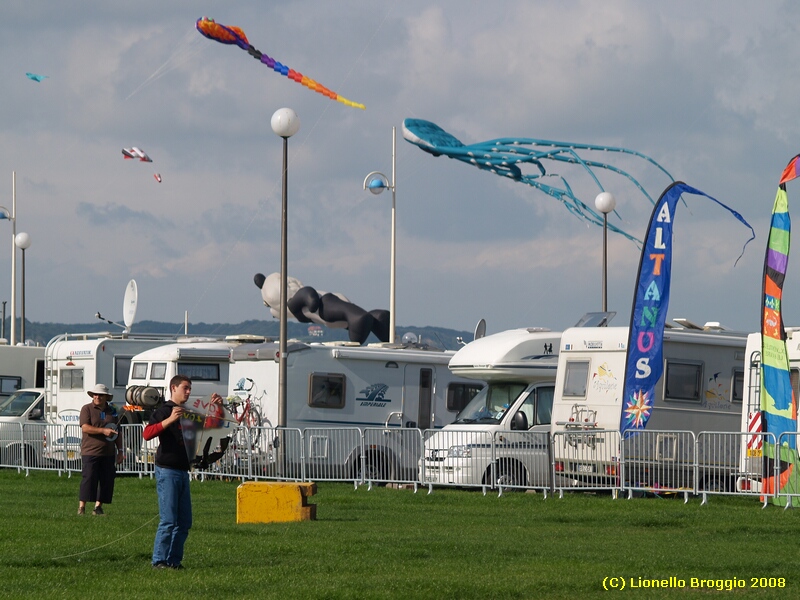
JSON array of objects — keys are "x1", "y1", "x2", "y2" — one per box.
[
  {"x1": 594, "y1": 191, "x2": 617, "y2": 313},
  {"x1": 271, "y1": 108, "x2": 300, "y2": 429},
  {"x1": 363, "y1": 126, "x2": 397, "y2": 344},
  {"x1": 15, "y1": 232, "x2": 30, "y2": 344}
]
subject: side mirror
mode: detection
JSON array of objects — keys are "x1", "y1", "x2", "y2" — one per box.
[
  {"x1": 28, "y1": 408, "x2": 43, "y2": 420},
  {"x1": 511, "y1": 411, "x2": 528, "y2": 431}
]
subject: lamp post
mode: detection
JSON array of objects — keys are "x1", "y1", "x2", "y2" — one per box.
[
  {"x1": 0, "y1": 171, "x2": 18, "y2": 345},
  {"x1": 15, "y1": 232, "x2": 30, "y2": 344},
  {"x1": 363, "y1": 126, "x2": 397, "y2": 344},
  {"x1": 594, "y1": 192, "x2": 616, "y2": 313},
  {"x1": 271, "y1": 108, "x2": 300, "y2": 429}
]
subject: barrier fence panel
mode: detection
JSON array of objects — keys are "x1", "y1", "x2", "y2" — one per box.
[
  {"x1": 0, "y1": 422, "x2": 24, "y2": 469},
  {"x1": 420, "y1": 428, "x2": 494, "y2": 492},
  {"x1": 621, "y1": 430, "x2": 696, "y2": 497},
  {"x1": 491, "y1": 430, "x2": 552, "y2": 495},
  {"x1": 776, "y1": 432, "x2": 800, "y2": 508},
  {"x1": 734, "y1": 431, "x2": 777, "y2": 508},
  {"x1": 696, "y1": 431, "x2": 746, "y2": 502},
  {"x1": 362, "y1": 427, "x2": 423, "y2": 487},
  {"x1": 43, "y1": 424, "x2": 83, "y2": 475},
  {"x1": 117, "y1": 424, "x2": 145, "y2": 476},
  {"x1": 301, "y1": 427, "x2": 362, "y2": 483},
  {"x1": 552, "y1": 430, "x2": 621, "y2": 494}
]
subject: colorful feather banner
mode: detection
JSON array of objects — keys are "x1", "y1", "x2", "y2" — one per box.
[
  {"x1": 621, "y1": 182, "x2": 754, "y2": 434},
  {"x1": 760, "y1": 154, "x2": 800, "y2": 503}
]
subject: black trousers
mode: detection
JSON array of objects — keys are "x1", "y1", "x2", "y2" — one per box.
[{"x1": 79, "y1": 454, "x2": 116, "y2": 504}]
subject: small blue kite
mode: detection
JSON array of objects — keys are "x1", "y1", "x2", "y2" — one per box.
[{"x1": 26, "y1": 72, "x2": 48, "y2": 82}]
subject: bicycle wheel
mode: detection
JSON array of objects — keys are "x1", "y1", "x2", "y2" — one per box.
[{"x1": 244, "y1": 406, "x2": 262, "y2": 447}]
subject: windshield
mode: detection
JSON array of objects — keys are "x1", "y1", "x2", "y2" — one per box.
[
  {"x1": 0, "y1": 390, "x2": 42, "y2": 418},
  {"x1": 453, "y1": 382, "x2": 528, "y2": 424}
]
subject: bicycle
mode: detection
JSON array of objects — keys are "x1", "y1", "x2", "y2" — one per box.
[{"x1": 227, "y1": 377, "x2": 266, "y2": 448}]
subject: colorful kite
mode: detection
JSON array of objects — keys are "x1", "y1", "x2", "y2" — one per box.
[
  {"x1": 196, "y1": 17, "x2": 365, "y2": 110},
  {"x1": 759, "y1": 154, "x2": 800, "y2": 504},
  {"x1": 180, "y1": 396, "x2": 234, "y2": 469},
  {"x1": 402, "y1": 118, "x2": 674, "y2": 244},
  {"x1": 620, "y1": 181, "x2": 754, "y2": 434},
  {"x1": 25, "y1": 72, "x2": 48, "y2": 82}
]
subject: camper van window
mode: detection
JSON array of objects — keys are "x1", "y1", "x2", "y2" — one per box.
[
  {"x1": 59, "y1": 368, "x2": 84, "y2": 390},
  {"x1": 114, "y1": 356, "x2": 133, "y2": 387},
  {"x1": 563, "y1": 360, "x2": 590, "y2": 397},
  {"x1": 664, "y1": 361, "x2": 702, "y2": 401},
  {"x1": 446, "y1": 383, "x2": 484, "y2": 412},
  {"x1": 732, "y1": 370, "x2": 744, "y2": 403},
  {"x1": 0, "y1": 376, "x2": 21, "y2": 395},
  {"x1": 309, "y1": 373, "x2": 345, "y2": 408},
  {"x1": 131, "y1": 362, "x2": 148, "y2": 380},
  {"x1": 151, "y1": 363, "x2": 167, "y2": 380},
  {"x1": 536, "y1": 386, "x2": 555, "y2": 425},
  {"x1": 177, "y1": 363, "x2": 220, "y2": 382}
]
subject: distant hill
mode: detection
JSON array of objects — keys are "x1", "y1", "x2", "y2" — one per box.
[{"x1": 4, "y1": 319, "x2": 476, "y2": 351}]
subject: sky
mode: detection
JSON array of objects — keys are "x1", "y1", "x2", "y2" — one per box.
[{"x1": 2, "y1": 0, "x2": 800, "y2": 340}]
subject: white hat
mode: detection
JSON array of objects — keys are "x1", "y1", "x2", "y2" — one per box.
[{"x1": 87, "y1": 384, "x2": 113, "y2": 399}]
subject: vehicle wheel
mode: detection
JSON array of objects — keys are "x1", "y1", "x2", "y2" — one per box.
[
  {"x1": 495, "y1": 460, "x2": 528, "y2": 488},
  {"x1": 4, "y1": 446, "x2": 37, "y2": 468},
  {"x1": 358, "y1": 455, "x2": 386, "y2": 482}
]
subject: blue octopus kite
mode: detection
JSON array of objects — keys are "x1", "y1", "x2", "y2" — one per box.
[{"x1": 402, "y1": 118, "x2": 674, "y2": 244}]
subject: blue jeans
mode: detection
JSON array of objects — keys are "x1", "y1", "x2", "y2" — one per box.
[{"x1": 152, "y1": 466, "x2": 192, "y2": 567}]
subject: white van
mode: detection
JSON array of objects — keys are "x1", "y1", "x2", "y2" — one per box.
[
  {"x1": 0, "y1": 389, "x2": 47, "y2": 467},
  {"x1": 420, "y1": 327, "x2": 561, "y2": 488}
]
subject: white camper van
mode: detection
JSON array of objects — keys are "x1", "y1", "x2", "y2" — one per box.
[
  {"x1": 737, "y1": 331, "x2": 800, "y2": 494},
  {"x1": 227, "y1": 340, "x2": 483, "y2": 481},
  {"x1": 420, "y1": 327, "x2": 561, "y2": 488},
  {"x1": 124, "y1": 335, "x2": 265, "y2": 421},
  {"x1": 0, "y1": 344, "x2": 45, "y2": 397},
  {"x1": 550, "y1": 323, "x2": 746, "y2": 490}
]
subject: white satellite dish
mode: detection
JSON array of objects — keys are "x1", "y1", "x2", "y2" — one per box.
[
  {"x1": 474, "y1": 318, "x2": 486, "y2": 341},
  {"x1": 123, "y1": 279, "x2": 138, "y2": 332}
]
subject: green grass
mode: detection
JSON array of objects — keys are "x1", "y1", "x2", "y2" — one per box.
[{"x1": 1, "y1": 470, "x2": 799, "y2": 599}]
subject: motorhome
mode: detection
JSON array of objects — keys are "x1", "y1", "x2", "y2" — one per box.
[
  {"x1": 550, "y1": 322, "x2": 747, "y2": 490},
  {"x1": 419, "y1": 327, "x2": 561, "y2": 489},
  {"x1": 0, "y1": 343, "x2": 45, "y2": 397},
  {"x1": 124, "y1": 334, "x2": 265, "y2": 422},
  {"x1": 226, "y1": 340, "x2": 484, "y2": 481},
  {"x1": 737, "y1": 331, "x2": 800, "y2": 493}
]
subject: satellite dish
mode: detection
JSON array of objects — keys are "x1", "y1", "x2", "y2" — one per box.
[
  {"x1": 123, "y1": 280, "x2": 138, "y2": 331},
  {"x1": 474, "y1": 318, "x2": 486, "y2": 341}
]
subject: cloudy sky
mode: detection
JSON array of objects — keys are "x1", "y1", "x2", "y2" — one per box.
[{"x1": 2, "y1": 1, "x2": 799, "y2": 339}]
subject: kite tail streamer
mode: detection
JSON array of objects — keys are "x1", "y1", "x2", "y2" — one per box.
[
  {"x1": 196, "y1": 17, "x2": 365, "y2": 109},
  {"x1": 761, "y1": 154, "x2": 800, "y2": 505},
  {"x1": 620, "y1": 181, "x2": 755, "y2": 434}
]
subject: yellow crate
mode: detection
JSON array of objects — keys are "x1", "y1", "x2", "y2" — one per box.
[{"x1": 236, "y1": 482, "x2": 317, "y2": 524}]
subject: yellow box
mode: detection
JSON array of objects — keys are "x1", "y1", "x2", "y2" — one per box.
[{"x1": 236, "y1": 482, "x2": 317, "y2": 524}]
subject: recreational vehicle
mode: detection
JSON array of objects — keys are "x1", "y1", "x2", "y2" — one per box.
[
  {"x1": 124, "y1": 335, "x2": 265, "y2": 420},
  {"x1": 550, "y1": 322, "x2": 746, "y2": 490},
  {"x1": 737, "y1": 331, "x2": 800, "y2": 494},
  {"x1": 226, "y1": 340, "x2": 484, "y2": 481},
  {"x1": 419, "y1": 327, "x2": 561, "y2": 488}
]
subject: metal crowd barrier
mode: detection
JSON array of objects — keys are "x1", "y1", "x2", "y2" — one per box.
[
  {"x1": 551, "y1": 429, "x2": 621, "y2": 496},
  {"x1": 420, "y1": 428, "x2": 494, "y2": 494},
  {"x1": 491, "y1": 430, "x2": 551, "y2": 496},
  {"x1": 776, "y1": 432, "x2": 800, "y2": 509},
  {"x1": 4, "y1": 422, "x2": 800, "y2": 506},
  {"x1": 362, "y1": 427, "x2": 423, "y2": 489},
  {"x1": 621, "y1": 430, "x2": 696, "y2": 502}
]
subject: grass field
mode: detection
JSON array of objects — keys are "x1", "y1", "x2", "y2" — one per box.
[{"x1": 1, "y1": 470, "x2": 799, "y2": 599}]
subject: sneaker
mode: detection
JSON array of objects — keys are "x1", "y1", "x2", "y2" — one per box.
[
  {"x1": 77, "y1": 507, "x2": 85, "y2": 515},
  {"x1": 169, "y1": 564, "x2": 184, "y2": 570},
  {"x1": 152, "y1": 562, "x2": 169, "y2": 570},
  {"x1": 92, "y1": 506, "x2": 104, "y2": 516}
]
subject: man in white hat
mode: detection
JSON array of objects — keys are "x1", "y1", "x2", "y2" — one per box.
[{"x1": 78, "y1": 383, "x2": 124, "y2": 515}]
